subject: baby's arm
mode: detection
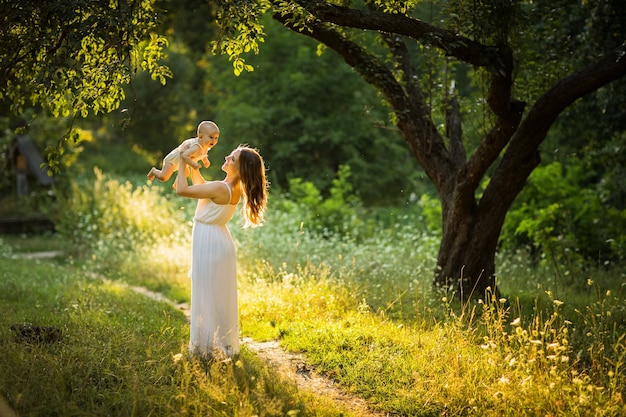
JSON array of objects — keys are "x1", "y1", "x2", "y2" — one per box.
[
  {"x1": 181, "y1": 143, "x2": 203, "y2": 169},
  {"x1": 201, "y1": 154, "x2": 210, "y2": 168}
]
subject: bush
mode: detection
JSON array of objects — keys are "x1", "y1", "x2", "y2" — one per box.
[{"x1": 502, "y1": 161, "x2": 626, "y2": 270}]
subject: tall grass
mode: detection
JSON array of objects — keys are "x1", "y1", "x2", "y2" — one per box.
[
  {"x1": 232, "y1": 199, "x2": 444, "y2": 322},
  {"x1": 3, "y1": 170, "x2": 624, "y2": 416}
]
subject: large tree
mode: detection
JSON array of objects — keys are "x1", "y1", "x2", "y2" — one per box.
[{"x1": 210, "y1": 0, "x2": 626, "y2": 298}]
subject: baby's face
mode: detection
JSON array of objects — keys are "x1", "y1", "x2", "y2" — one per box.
[{"x1": 199, "y1": 130, "x2": 219, "y2": 149}]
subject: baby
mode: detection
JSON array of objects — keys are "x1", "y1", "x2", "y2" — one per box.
[{"x1": 147, "y1": 120, "x2": 220, "y2": 183}]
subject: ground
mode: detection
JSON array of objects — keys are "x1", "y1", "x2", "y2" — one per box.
[{"x1": 9, "y1": 251, "x2": 385, "y2": 416}]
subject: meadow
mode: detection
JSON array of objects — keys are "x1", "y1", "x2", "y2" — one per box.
[{"x1": 1, "y1": 168, "x2": 625, "y2": 416}]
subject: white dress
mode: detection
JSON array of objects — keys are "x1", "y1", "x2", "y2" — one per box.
[{"x1": 188, "y1": 181, "x2": 239, "y2": 357}]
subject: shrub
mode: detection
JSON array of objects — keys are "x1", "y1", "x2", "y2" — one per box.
[{"x1": 502, "y1": 161, "x2": 626, "y2": 270}]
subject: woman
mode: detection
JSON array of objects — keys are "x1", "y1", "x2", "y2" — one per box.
[{"x1": 176, "y1": 144, "x2": 268, "y2": 358}]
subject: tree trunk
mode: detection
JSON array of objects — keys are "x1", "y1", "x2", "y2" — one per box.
[
  {"x1": 436, "y1": 217, "x2": 499, "y2": 301},
  {"x1": 435, "y1": 194, "x2": 508, "y2": 301}
]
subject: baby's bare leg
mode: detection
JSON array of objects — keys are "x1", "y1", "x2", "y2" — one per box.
[
  {"x1": 147, "y1": 167, "x2": 158, "y2": 180},
  {"x1": 148, "y1": 162, "x2": 175, "y2": 181}
]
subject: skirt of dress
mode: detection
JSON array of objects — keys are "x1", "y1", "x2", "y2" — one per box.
[{"x1": 188, "y1": 221, "x2": 239, "y2": 357}]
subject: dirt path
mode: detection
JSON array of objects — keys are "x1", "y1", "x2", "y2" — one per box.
[{"x1": 131, "y1": 286, "x2": 386, "y2": 417}]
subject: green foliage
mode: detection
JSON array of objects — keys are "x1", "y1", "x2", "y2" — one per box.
[
  {"x1": 77, "y1": 7, "x2": 418, "y2": 208},
  {"x1": 283, "y1": 165, "x2": 362, "y2": 236},
  {"x1": 0, "y1": 0, "x2": 169, "y2": 116},
  {"x1": 234, "y1": 196, "x2": 441, "y2": 321},
  {"x1": 0, "y1": 0, "x2": 171, "y2": 171},
  {"x1": 94, "y1": 39, "x2": 214, "y2": 158},
  {"x1": 211, "y1": 0, "x2": 269, "y2": 75},
  {"x1": 43, "y1": 167, "x2": 191, "y2": 301},
  {"x1": 208, "y1": 16, "x2": 422, "y2": 204},
  {"x1": 591, "y1": 132, "x2": 626, "y2": 209},
  {"x1": 50, "y1": 168, "x2": 188, "y2": 260},
  {"x1": 444, "y1": 0, "x2": 528, "y2": 44},
  {"x1": 156, "y1": 0, "x2": 220, "y2": 54},
  {"x1": 416, "y1": 192, "x2": 442, "y2": 234},
  {"x1": 502, "y1": 161, "x2": 626, "y2": 269}
]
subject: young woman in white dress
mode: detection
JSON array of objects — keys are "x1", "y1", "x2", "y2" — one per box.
[{"x1": 175, "y1": 144, "x2": 268, "y2": 358}]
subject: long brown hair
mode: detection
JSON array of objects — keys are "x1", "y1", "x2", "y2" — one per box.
[{"x1": 237, "y1": 145, "x2": 268, "y2": 227}]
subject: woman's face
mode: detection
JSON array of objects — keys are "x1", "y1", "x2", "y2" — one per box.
[{"x1": 222, "y1": 149, "x2": 240, "y2": 175}]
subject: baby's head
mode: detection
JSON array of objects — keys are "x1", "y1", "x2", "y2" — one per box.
[{"x1": 197, "y1": 121, "x2": 220, "y2": 149}]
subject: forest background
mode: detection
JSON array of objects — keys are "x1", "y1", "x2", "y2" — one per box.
[
  {"x1": 1, "y1": 0, "x2": 626, "y2": 416},
  {"x1": 3, "y1": 0, "x2": 626, "y2": 272}
]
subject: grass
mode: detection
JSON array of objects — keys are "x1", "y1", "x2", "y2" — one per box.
[
  {"x1": 4, "y1": 235, "x2": 625, "y2": 416},
  {"x1": 0, "y1": 255, "x2": 352, "y2": 416},
  {"x1": 236, "y1": 264, "x2": 626, "y2": 416},
  {"x1": 0, "y1": 232, "x2": 66, "y2": 254},
  {"x1": 2, "y1": 170, "x2": 625, "y2": 416}
]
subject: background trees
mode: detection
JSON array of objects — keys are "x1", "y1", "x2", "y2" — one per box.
[
  {"x1": 0, "y1": 0, "x2": 171, "y2": 170},
  {"x1": 207, "y1": 17, "x2": 423, "y2": 203},
  {"x1": 1, "y1": 0, "x2": 625, "y2": 299}
]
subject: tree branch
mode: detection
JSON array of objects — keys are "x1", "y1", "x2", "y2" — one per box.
[
  {"x1": 273, "y1": 11, "x2": 454, "y2": 183},
  {"x1": 381, "y1": 33, "x2": 426, "y2": 110},
  {"x1": 445, "y1": 92, "x2": 465, "y2": 166},
  {"x1": 486, "y1": 44, "x2": 514, "y2": 117},
  {"x1": 461, "y1": 99, "x2": 525, "y2": 193},
  {"x1": 482, "y1": 42, "x2": 626, "y2": 216},
  {"x1": 293, "y1": 0, "x2": 501, "y2": 68}
]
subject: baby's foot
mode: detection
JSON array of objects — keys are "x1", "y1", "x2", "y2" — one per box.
[{"x1": 147, "y1": 169, "x2": 156, "y2": 180}]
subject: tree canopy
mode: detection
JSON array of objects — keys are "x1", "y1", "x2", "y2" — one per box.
[{"x1": 0, "y1": 0, "x2": 171, "y2": 170}]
